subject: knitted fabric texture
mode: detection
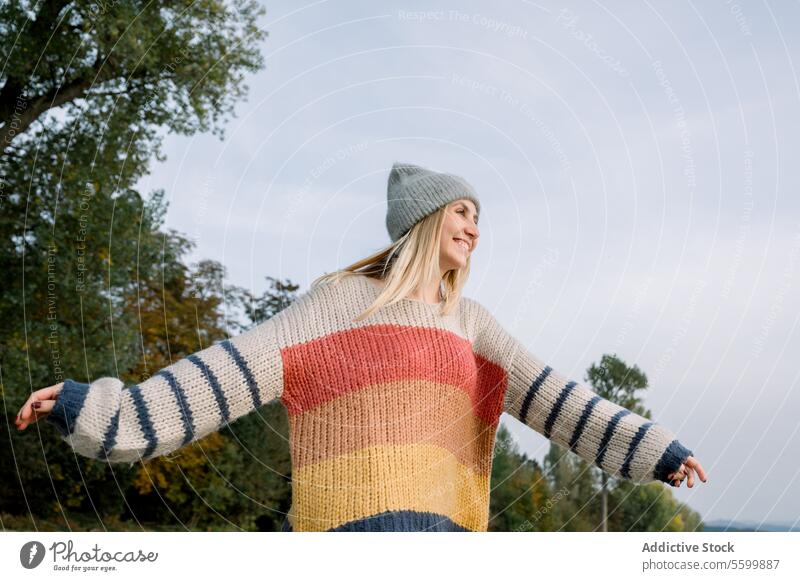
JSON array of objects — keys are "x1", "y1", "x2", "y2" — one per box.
[
  {"x1": 386, "y1": 161, "x2": 481, "y2": 243},
  {"x1": 47, "y1": 274, "x2": 692, "y2": 532}
]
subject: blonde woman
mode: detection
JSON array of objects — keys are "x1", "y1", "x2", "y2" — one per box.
[{"x1": 16, "y1": 161, "x2": 707, "y2": 532}]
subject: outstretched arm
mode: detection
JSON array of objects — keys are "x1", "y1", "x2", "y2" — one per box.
[
  {"x1": 470, "y1": 299, "x2": 695, "y2": 485},
  {"x1": 18, "y1": 314, "x2": 285, "y2": 465}
]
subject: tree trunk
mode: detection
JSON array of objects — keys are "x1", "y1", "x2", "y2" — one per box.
[{"x1": 601, "y1": 472, "x2": 608, "y2": 532}]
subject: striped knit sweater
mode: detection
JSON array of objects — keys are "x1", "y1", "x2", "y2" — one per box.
[{"x1": 47, "y1": 273, "x2": 692, "y2": 532}]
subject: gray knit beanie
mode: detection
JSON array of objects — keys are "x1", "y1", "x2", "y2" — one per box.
[{"x1": 386, "y1": 161, "x2": 481, "y2": 243}]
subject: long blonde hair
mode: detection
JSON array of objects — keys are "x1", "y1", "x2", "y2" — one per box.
[{"x1": 311, "y1": 204, "x2": 472, "y2": 321}]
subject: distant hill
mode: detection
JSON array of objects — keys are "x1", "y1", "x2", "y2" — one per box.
[{"x1": 702, "y1": 519, "x2": 799, "y2": 532}]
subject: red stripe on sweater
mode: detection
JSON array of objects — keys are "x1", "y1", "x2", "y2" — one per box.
[{"x1": 280, "y1": 324, "x2": 507, "y2": 424}]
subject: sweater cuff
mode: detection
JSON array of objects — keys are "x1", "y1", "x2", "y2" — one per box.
[
  {"x1": 46, "y1": 379, "x2": 91, "y2": 438},
  {"x1": 653, "y1": 439, "x2": 693, "y2": 484}
]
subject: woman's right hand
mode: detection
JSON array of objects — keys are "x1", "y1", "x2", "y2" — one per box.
[
  {"x1": 666, "y1": 456, "x2": 708, "y2": 488},
  {"x1": 15, "y1": 382, "x2": 64, "y2": 431}
]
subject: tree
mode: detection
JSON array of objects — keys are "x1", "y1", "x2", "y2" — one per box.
[
  {"x1": 607, "y1": 478, "x2": 704, "y2": 532},
  {"x1": 0, "y1": 1, "x2": 268, "y2": 529},
  {"x1": 585, "y1": 353, "x2": 650, "y2": 531},
  {"x1": 118, "y1": 253, "x2": 252, "y2": 530},
  {"x1": 536, "y1": 353, "x2": 703, "y2": 532},
  {"x1": 223, "y1": 277, "x2": 298, "y2": 531},
  {"x1": 489, "y1": 424, "x2": 555, "y2": 532},
  {"x1": 542, "y1": 441, "x2": 600, "y2": 531},
  {"x1": 0, "y1": 189, "x2": 183, "y2": 526},
  {"x1": 0, "y1": 0, "x2": 266, "y2": 153},
  {"x1": 122, "y1": 275, "x2": 299, "y2": 531}
]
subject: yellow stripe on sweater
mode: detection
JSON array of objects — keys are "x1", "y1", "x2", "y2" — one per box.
[{"x1": 289, "y1": 442, "x2": 490, "y2": 531}]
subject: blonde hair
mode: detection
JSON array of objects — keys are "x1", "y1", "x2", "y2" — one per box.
[{"x1": 311, "y1": 204, "x2": 472, "y2": 321}]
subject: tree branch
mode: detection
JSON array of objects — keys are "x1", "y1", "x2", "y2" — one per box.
[
  {"x1": 0, "y1": 0, "x2": 72, "y2": 118},
  {"x1": 0, "y1": 74, "x2": 93, "y2": 154}
]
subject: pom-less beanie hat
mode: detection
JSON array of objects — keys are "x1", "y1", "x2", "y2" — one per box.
[{"x1": 385, "y1": 161, "x2": 481, "y2": 243}]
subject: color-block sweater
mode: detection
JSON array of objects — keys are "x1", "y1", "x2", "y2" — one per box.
[{"x1": 47, "y1": 273, "x2": 693, "y2": 532}]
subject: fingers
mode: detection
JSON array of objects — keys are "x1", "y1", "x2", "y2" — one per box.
[
  {"x1": 14, "y1": 401, "x2": 41, "y2": 430},
  {"x1": 15, "y1": 385, "x2": 61, "y2": 431},
  {"x1": 33, "y1": 399, "x2": 55, "y2": 418},
  {"x1": 15, "y1": 405, "x2": 31, "y2": 430},
  {"x1": 16, "y1": 400, "x2": 53, "y2": 429},
  {"x1": 16, "y1": 397, "x2": 34, "y2": 423},
  {"x1": 686, "y1": 457, "x2": 708, "y2": 482},
  {"x1": 668, "y1": 457, "x2": 709, "y2": 489},
  {"x1": 18, "y1": 382, "x2": 63, "y2": 421},
  {"x1": 669, "y1": 463, "x2": 687, "y2": 487}
]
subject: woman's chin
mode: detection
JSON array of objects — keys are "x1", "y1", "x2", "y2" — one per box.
[{"x1": 443, "y1": 254, "x2": 468, "y2": 270}]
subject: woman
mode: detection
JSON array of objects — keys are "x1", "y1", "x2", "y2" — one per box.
[{"x1": 16, "y1": 161, "x2": 707, "y2": 532}]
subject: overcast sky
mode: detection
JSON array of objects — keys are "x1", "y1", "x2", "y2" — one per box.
[{"x1": 135, "y1": 0, "x2": 800, "y2": 526}]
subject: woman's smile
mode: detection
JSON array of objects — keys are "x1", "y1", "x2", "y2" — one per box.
[{"x1": 454, "y1": 237, "x2": 470, "y2": 252}]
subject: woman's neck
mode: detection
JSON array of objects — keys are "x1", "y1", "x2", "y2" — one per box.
[
  {"x1": 369, "y1": 276, "x2": 443, "y2": 305},
  {"x1": 408, "y1": 281, "x2": 442, "y2": 305}
]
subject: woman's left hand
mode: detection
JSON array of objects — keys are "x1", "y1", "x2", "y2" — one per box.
[{"x1": 667, "y1": 456, "x2": 707, "y2": 488}]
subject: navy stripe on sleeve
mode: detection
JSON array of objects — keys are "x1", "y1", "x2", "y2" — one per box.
[
  {"x1": 568, "y1": 394, "x2": 602, "y2": 452},
  {"x1": 654, "y1": 439, "x2": 694, "y2": 483},
  {"x1": 543, "y1": 380, "x2": 577, "y2": 439},
  {"x1": 620, "y1": 421, "x2": 653, "y2": 479},
  {"x1": 519, "y1": 366, "x2": 552, "y2": 424},
  {"x1": 188, "y1": 354, "x2": 230, "y2": 424},
  {"x1": 45, "y1": 379, "x2": 91, "y2": 437},
  {"x1": 156, "y1": 369, "x2": 195, "y2": 446},
  {"x1": 595, "y1": 409, "x2": 631, "y2": 468},
  {"x1": 97, "y1": 409, "x2": 120, "y2": 460},
  {"x1": 221, "y1": 339, "x2": 261, "y2": 408},
  {"x1": 128, "y1": 385, "x2": 158, "y2": 459}
]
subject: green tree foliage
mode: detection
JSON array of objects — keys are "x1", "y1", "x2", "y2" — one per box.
[
  {"x1": 0, "y1": 0, "x2": 270, "y2": 530},
  {"x1": 542, "y1": 442, "x2": 600, "y2": 531},
  {"x1": 0, "y1": 0, "x2": 266, "y2": 153},
  {"x1": 541, "y1": 353, "x2": 703, "y2": 532},
  {"x1": 607, "y1": 479, "x2": 704, "y2": 532},
  {"x1": 0, "y1": 190, "x2": 182, "y2": 527},
  {"x1": 489, "y1": 424, "x2": 557, "y2": 532},
  {"x1": 121, "y1": 276, "x2": 299, "y2": 531},
  {"x1": 585, "y1": 353, "x2": 652, "y2": 418},
  {"x1": 585, "y1": 354, "x2": 651, "y2": 531}
]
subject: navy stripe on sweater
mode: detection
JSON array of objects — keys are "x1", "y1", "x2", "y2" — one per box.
[
  {"x1": 128, "y1": 385, "x2": 157, "y2": 458},
  {"x1": 620, "y1": 421, "x2": 653, "y2": 479},
  {"x1": 326, "y1": 510, "x2": 471, "y2": 532},
  {"x1": 45, "y1": 379, "x2": 91, "y2": 438},
  {"x1": 595, "y1": 409, "x2": 631, "y2": 468},
  {"x1": 519, "y1": 366, "x2": 552, "y2": 424},
  {"x1": 188, "y1": 354, "x2": 230, "y2": 424},
  {"x1": 569, "y1": 394, "x2": 602, "y2": 452},
  {"x1": 654, "y1": 439, "x2": 694, "y2": 483},
  {"x1": 543, "y1": 380, "x2": 577, "y2": 439},
  {"x1": 221, "y1": 339, "x2": 261, "y2": 408},
  {"x1": 156, "y1": 369, "x2": 195, "y2": 447},
  {"x1": 97, "y1": 409, "x2": 120, "y2": 460}
]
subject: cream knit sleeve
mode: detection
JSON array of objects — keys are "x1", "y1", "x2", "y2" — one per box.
[
  {"x1": 45, "y1": 310, "x2": 288, "y2": 465},
  {"x1": 469, "y1": 299, "x2": 693, "y2": 485}
]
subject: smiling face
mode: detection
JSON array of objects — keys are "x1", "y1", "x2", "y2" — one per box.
[{"x1": 439, "y1": 199, "x2": 480, "y2": 272}]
